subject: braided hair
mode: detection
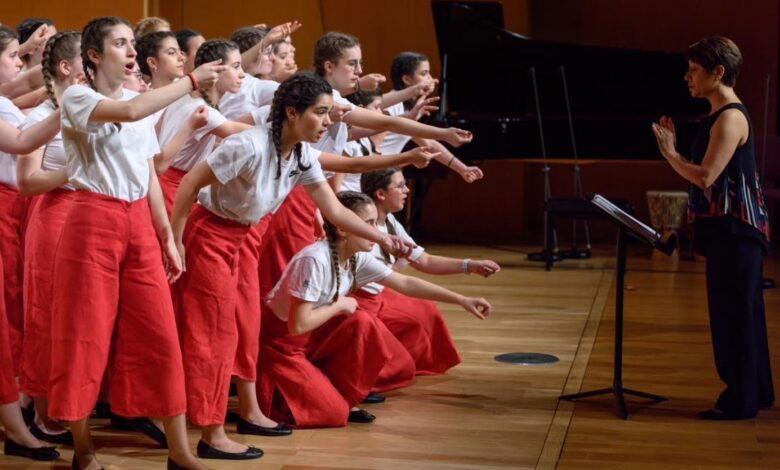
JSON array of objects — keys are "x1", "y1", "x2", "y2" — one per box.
[
  {"x1": 322, "y1": 191, "x2": 375, "y2": 301},
  {"x1": 135, "y1": 31, "x2": 176, "y2": 77},
  {"x1": 360, "y1": 168, "x2": 402, "y2": 263},
  {"x1": 41, "y1": 31, "x2": 81, "y2": 109},
  {"x1": 313, "y1": 32, "x2": 360, "y2": 77},
  {"x1": 194, "y1": 39, "x2": 239, "y2": 111},
  {"x1": 390, "y1": 51, "x2": 429, "y2": 111},
  {"x1": 268, "y1": 72, "x2": 331, "y2": 178},
  {"x1": 80, "y1": 17, "x2": 131, "y2": 92}
]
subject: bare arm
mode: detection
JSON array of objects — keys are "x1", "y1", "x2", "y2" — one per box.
[
  {"x1": 410, "y1": 253, "x2": 500, "y2": 277},
  {"x1": 170, "y1": 160, "x2": 220, "y2": 270},
  {"x1": 12, "y1": 88, "x2": 47, "y2": 110},
  {"x1": 0, "y1": 109, "x2": 60, "y2": 154},
  {"x1": 240, "y1": 21, "x2": 302, "y2": 72},
  {"x1": 288, "y1": 296, "x2": 356, "y2": 336},
  {"x1": 16, "y1": 146, "x2": 69, "y2": 197},
  {"x1": 344, "y1": 106, "x2": 472, "y2": 147},
  {"x1": 306, "y1": 181, "x2": 387, "y2": 244},
  {"x1": 148, "y1": 160, "x2": 183, "y2": 282},
  {"x1": 0, "y1": 65, "x2": 44, "y2": 99},
  {"x1": 412, "y1": 137, "x2": 484, "y2": 183},
  {"x1": 652, "y1": 112, "x2": 745, "y2": 189},
  {"x1": 210, "y1": 120, "x2": 251, "y2": 139},
  {"x1": 318, "y1": 147, "x2": 435, "y2": 173},
  {"x1": 154, "y1": 106, "x2": 209, "y2": 175},
  {"x1": 89, "y1": 61, "x2": 225, "y2": 124},
  {"x1": 379, "y1": 271, "x2": 490, "y2": 319}
]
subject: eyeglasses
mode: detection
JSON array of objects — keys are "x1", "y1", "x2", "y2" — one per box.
[{"x1": 392, "y1": 180, "x2": 408, "y2": 190}]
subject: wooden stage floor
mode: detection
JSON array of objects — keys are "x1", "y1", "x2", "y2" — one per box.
[{"x1": 1, "y1": 243, "x2": 778, "y2": 469}]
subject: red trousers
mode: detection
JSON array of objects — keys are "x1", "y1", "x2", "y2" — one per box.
[
  {"x1": 0, "y1": 251, "x2": 18, "y2": 405},
  {"x1": 19, "y1": 188, "x2": 75, "y2": 398},
  {"x1": 48, "y1": 192, "x2": 186, "y2": 421},
  {"x1": 233, "y1": 215, "x2": 272, "y2": 381},
  {"x1": 257, "y1": 186, "x2": 318, "y2": 298},
  {"x1": 354, "y1": 288, "x2": 461, "y2": 376},
  {"x1": 158, "y1": 167, "x2": 187, "y2": 216},
  {"x1": 0, "y1": 183, "x2": 26, "y2": 375},
  {"x1": 257, "y1": 305, "x2": 391, "y2": 428},
  {"x1": 173, "y1": 205, "x2": 250, "y2": 426}
]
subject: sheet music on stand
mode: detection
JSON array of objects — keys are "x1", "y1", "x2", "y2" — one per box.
[{"x1": 590, "y1": 194, "x2": 665, "y2": 248}]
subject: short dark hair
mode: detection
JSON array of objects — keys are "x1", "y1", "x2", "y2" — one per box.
[
  {"x1": 175, "y1": 28, "x2": 202, "y2": 54},
  {"x1": 685, "y1": 36, "x2": 742, "y2": 87}
]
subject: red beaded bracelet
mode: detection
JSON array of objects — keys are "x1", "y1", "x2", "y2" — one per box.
[{"x1": 187, "y1": 72, "x2": 198, "y2": 91}]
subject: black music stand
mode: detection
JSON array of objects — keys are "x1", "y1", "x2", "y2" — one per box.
[{"x1": 560, "y1": 194, "x2": 675, "y2": 419}]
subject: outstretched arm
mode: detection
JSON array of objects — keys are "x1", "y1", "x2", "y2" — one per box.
[
  {"x1": 411, "y1": 137, "x2": 483, "y2": 183},
  {"x1": 379, "y1": 271, "x2": 491, "y2": 319},
  {"x1": 344, "y1": 106, "x2": 472, "y2": 147},
  {"x1": 410, "y1": 253, "x2": 500, "y2": 277}
]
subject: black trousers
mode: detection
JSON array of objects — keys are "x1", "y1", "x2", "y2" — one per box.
[{"x1": 705, "y1": 234, "x2": 774, "y2": 416}]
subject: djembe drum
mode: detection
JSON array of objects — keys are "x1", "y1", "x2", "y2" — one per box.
[{"x1": 646, "y1": 191, "x2": 689, "y2": 256}]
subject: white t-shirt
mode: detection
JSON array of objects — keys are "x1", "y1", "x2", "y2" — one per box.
[
  {"x1": 266, "y1": 239, "x2": 392, "y2": 320},
  {"x1": 250, "y1": 105, "x2": 271, "y2": 126},
  {"x1": 21, "y1": 100, "x2": 73, "y2": 190},
  {"x1": 0, "y1": 96, "x2": 27, "y2": 187},
  {"x1": 361, "y1": 213, "x2": 425, "y2": 295},
  {"x1": 61, "y1": 85, "x2": 161, "y2": 202},
  {"x1": 379, "y1": 102, "x2": 412, "y2": 155},
  {"x1": 199, "y1": 122, "x2": 326, "y2": 225},
  {"x1": 312, "y1": 89, "x2": 355, "y2": 155},
  {"x1": 341, "y1": 137, "x2": 374, "y2": 192},
  {"x1": 157, "y1": 95, "x2": 227, "y2": 172},
  {"x1": 218, "y1": 75, "x2": 279, "y2": 121}
]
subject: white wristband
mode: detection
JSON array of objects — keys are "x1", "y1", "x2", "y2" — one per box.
[{"x1": 462, "y1": 259, "x2": 471, "y2": 274}]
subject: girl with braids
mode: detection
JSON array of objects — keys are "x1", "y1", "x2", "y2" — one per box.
[
  {"x1": 175, "y1": 28, "x2": 205, "y2": 75},
  {"x1": 15, "y1": 30, "x2": 82, "y2": 448},
  {"x1": 137, "y1": 34, "x2": 240, "y2": 205},
  {"x1": 170, "y1": 71, "x2": 429, "y2": 458},
  {"x1": 48, "y1": 16, "x2": 224, "y2": 470},
  {"x1": 256, "y1": 31, "x2": 471, "y2": 317},
  {"x1": 0, "y1": 24, "x2": 62, "y2": 406},
  {"x1": 259, "y1": 191, "x2": 491, "y2": 427},
  {"x1": 382, "y1": 51, "x2": 484, "y2": 184},
  {"x1": 358, "y1": 168, "x2": 500, "y2": 377}
]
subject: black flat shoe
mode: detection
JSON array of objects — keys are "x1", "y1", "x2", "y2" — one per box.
[
  {"x1": 348, "y1": 409, "x2": 376, "y2": 423},
  {"x1": 225, "y1": 409, "x2": 240, "y2": 424},
  {"x1": 196, "y1": 440, "x2": 263, "y2": 460},
  {"x1": 30, "y1": 421, "x2": 74, "y2": 446},
  {"x1": 362, "y1": 393, "x2": 386, "y2": 404},
  {"x1": 236, "y1": 418, "x2": 293, "y2": 436},
  {"x1": 109, "y1": 412, "x2": 134, "y2": 431},
  {"x1": 698, "y1": 408, "x2": 755, "y2": 420},
  {"x1": 3, "y1": 437, "x2": 59, "y2": 461},
  {"x1": 131, "y1": 417, "x2": 168, "y2": 448}
]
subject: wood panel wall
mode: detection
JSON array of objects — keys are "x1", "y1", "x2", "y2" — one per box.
[{"x1": 0, "y1": 0, "x2": 145, "y2": 31}]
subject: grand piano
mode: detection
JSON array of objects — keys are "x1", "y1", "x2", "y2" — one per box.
[{"x1": 430, "y1": 0, "x2": 708, "y2": 160}]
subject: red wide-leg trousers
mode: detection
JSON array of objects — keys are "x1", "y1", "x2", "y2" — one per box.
[{"x1": 48, "y1": 192, "x2": 186, "y2": 421}]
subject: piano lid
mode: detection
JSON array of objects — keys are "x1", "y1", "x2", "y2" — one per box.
[{"x1": 431, "y1": 1, "x2": 708, "y2": 159}]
